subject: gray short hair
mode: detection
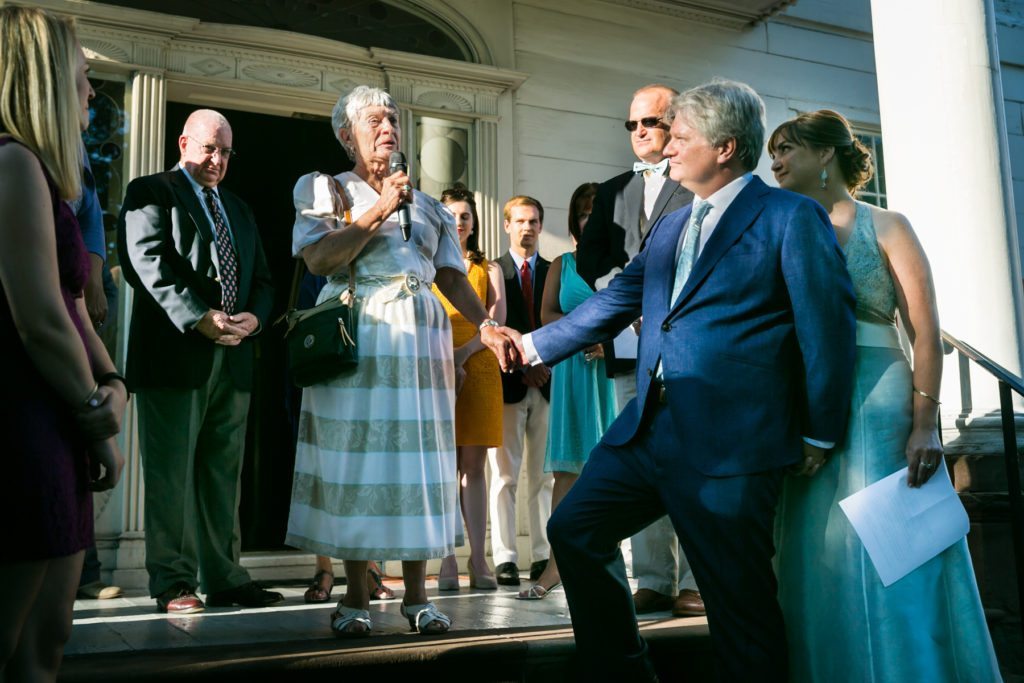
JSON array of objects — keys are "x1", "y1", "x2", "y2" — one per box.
[
  {"x1": 330, "y1": 85, "x2": 399, "y2": 160},
  {"x1": 670, "y1": 79, "x2": 766, "y2": 172}
]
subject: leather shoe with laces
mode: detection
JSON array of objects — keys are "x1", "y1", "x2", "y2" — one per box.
[
  {"x1": 495, "y1": 562, "x2": 520, "y2": 586},
  {"x1": 632, "y1": 588, "x2": 674, "y2": 614},
  {"x1": 156, "y1": 584, "x2": 205, "y2": 614},
  {"x1": 672, "y1": 588, "x2": 705, "y2": 617},
  {"x1": 206, "y1": 581, "x2": 284, "y2": 608}
]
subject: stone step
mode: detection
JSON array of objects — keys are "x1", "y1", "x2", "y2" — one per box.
[{"x1": 59, "y1": 620, "x2": 714, "y2": 682}]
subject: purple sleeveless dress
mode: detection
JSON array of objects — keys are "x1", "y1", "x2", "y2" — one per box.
[{"x1": 0, "y1": 137, "x2": 94, "y2": 562}]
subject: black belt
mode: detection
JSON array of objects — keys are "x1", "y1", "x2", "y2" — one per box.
[{"x1": 651, "y1": 378, "x2": 668, "y2": 405}]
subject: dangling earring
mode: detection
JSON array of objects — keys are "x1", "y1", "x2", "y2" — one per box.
[{"x1": 819, "y1": 168, "x2": 828, "y2": 189}]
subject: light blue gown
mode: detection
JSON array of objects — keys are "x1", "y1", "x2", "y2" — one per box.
[
  {"x1": 775, "y1": 202, "x2": 1001, "y2": 682},
  {"x1": 544, "y1": 252, "x2": 618, "y2": 474}
]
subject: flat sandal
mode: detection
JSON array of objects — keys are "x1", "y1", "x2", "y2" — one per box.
[
  {"x1": 304, "y1": 569, "x2": 334, "y2": 604},
  {"x1": 330, "y1": 604, "x2": 372, "y2": 638}
]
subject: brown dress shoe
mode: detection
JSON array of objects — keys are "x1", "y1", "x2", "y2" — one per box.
[
  {"x1": 633, "y1": 588, "x2": 674, "y2": 614},
  {"x1": 156, "y1": 585, "x2": 205, "y2": 614},
  {"x1": 672, "y1": 588, "x2": 706, "y2": 617}
]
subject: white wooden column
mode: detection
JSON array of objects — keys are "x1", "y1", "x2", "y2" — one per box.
[
  {"x1": 476, "y1": 119, "x2": 502, "y2": 259},
  {"x1": 108, "y1": 69, "x2": 167, "y2": 587},
  {"x1": 870, "y1": 0, "x2": 1024, "y2": 412}
]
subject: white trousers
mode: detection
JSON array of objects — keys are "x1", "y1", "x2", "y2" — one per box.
[
  {"x1": 631, "y1": 515, "x2": 698, "y2": 594},
  {"x1": 615, "y1": 373, "x2": 698, "y2": 595},
  {"x1": 488, "y1": 387, "x2": 553, "y2": 566}
]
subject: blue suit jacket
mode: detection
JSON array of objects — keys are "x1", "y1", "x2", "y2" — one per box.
[{"x1": 532, "y1": 176, "x2": 856, "y2": 476}]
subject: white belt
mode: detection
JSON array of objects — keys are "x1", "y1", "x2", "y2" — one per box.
[{"x1": 855, "y1": 320, "x2": 902, "y2": 349}]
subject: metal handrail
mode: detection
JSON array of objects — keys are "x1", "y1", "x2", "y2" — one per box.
[
  {"x1": 940, "y1": 329, "x2": 1023, "y2": 642},
  {"x1": 942, "y1": 332, "x2": 1024, "y2": 396}
]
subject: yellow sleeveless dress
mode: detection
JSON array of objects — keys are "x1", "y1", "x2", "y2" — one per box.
[{"x1": 433, "y1": 259, "x2": 503, "y2": 446}]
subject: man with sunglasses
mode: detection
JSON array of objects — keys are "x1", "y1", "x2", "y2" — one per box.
[
  {"x1": 118, "y1": 109, "x2": 279, "y2": 614},
  {"x1": 575, "y1": 85, "x2": 702, "y2": 620}
]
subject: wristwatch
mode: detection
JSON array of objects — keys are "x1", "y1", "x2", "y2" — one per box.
[{"x1": 479, "y1": 319, "x2": 500, "y2": 331}]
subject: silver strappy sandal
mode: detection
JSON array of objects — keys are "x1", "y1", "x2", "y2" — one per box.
[
  {"x1": 400, "y1": 601, "x2": 451, "y2": 635},
  {"x1": 330, "y1": 604, "x2": 372, "y2": 638}
]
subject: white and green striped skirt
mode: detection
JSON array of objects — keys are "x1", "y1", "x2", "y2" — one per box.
[{"x1": 286, "y1": 275, "x2": 464, "y2": 560}]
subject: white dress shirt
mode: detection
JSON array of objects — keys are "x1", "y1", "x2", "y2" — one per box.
[{"x1": 642, "y1": 172, "x2": 667, "y2": 221}]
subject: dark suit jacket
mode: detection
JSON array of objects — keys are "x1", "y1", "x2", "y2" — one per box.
[
  {"x1": 532, "y1": 176, "x2": 856, "y2": 477},
  {"x1": 576, "y1": 169, "x2": 692, "y2": 288},
  {"x1": 576, "y1": 169, "x2": 692, "y2": 375},
  {"x1": 497, "y1": 251, "x2": 550, "y2": 404},
  {"x1": 117, "y1": 169, "x2": 274, "y2": 391}
]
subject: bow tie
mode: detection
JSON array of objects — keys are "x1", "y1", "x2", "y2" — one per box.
[{"x1": 633, "y1": 159, "x2": 668, "y2": 176}]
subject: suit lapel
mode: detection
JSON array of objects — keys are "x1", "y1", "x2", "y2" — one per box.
[
  {"x1": 533, "y1": 256, "x2": 549, "y2": 326},
  {"x1": 653, "y1": 206, "x2": 691, "y2": 317},
  {"x1": 648, "y1": 176, "x2": 682, "y2": 227},
  {"x1": 669, "y1": 178, "x2": 767, "y2": 314},
  {"x1": 534, "y1": 257, "x2": 549, "y2": 301},
  {"x1": 499, "y1": 253, "x2": 525, "y2": 328},
  {"x1": 170, "y1": 170, "x2": 215, "y2": 244}
]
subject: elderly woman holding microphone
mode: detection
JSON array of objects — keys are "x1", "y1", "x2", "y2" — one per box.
[{"x1": 286, "y1": 86, "x2": 503, "y2": 637}]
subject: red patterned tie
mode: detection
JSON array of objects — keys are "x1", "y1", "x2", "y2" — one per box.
[
  {"x1": 520, "y1": 259, "x2": 536, "y2": 330},
  {"x1": 202, "y1": 187, "x2": 239, "y2": 315}
]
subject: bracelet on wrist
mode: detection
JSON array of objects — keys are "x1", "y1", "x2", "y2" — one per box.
[
  {"x1": 479, "y1": 318, "x2": 500, "y2": 331},
  {"x1": 913, "y1": 387, "x2": 941, "y2": 405},
  {"x1": 79, "y1": 383, "x2": 100, "y2": 409},
  {"x1": 98, "y1": 371, "x2": 130, "y2": 399}
]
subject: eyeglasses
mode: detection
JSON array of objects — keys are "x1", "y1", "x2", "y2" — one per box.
[
  {"x1": 188, "y1": 136, "x2": 236, "y2": 159},
  {"x1": 624, "y1": 116, "x2": 667, "y2": 132}
]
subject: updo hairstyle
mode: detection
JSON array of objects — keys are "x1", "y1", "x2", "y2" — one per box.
[{"x1": 767, "y1": 109, "x2": 874, "y2": 193}]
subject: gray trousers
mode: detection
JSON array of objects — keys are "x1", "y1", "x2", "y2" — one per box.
[{"x1": 137, "y1": 347, "x2": 252, "y2": 597}]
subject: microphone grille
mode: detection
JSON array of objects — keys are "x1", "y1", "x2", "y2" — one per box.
[{"x1": 389, "y1": 151, "x2": 405, "y2": 168}]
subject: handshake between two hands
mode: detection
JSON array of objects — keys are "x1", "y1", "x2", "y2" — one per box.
[{"x1": 480, "y1": 324, "x2": 529, "y2": 373}]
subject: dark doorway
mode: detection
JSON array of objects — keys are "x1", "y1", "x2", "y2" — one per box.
[{"x1": 164, "y1": 102, "x2": 353, "y2": 550}]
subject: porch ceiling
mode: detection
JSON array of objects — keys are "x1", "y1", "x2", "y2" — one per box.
[{"x1": 604, "y1": 0, "x2": 797, "y2": 29}]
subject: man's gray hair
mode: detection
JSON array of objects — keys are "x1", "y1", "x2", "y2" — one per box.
[
  {"x1": 671, "y1": 79, "x2": 766, "y2": 172},
  {"x1": 330, "y1": 85, "x2": 399, "y2": 160}
]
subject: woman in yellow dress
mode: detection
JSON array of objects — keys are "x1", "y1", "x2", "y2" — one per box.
[{"x1": 434, "y1": 184, "x2": 505, "y2": 590}]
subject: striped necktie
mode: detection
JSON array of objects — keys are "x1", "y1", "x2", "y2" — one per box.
[{"x1": 202, "y1": 187, "x2": 239, "y2": 315}]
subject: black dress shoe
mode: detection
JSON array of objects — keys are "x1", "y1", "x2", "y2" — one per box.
[
  {"x1": 529, "y1": 559, "x2": 548, "y2": 581},
  {"x1": 206, "y1": 581, "x2": 284, "y2": 608},
  {"x1": 495, "y1": 562, "x2": 520, "y2": 586}
]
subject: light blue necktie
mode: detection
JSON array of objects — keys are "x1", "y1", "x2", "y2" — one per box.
[
  {"x1": 656, "y1": 200, "x2": 711, "y2": 381},
  {"x1": 633, "y1": 159, "x2": 669, "y2": 176},
  {"x1": 670, "y1": 200, "x2": 712, "y2": 305}
]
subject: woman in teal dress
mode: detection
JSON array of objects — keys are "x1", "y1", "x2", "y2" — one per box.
[
  {"x1": 517, "y1": 182, "x2": 618, "y2": 600},
  {"x1": 769, "y1": 110, "x2": 1001, "y2": 682}
]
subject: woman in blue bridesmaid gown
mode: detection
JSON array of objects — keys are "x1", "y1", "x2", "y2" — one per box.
[
  {"x1": 517, "y1": 182, "x2": 618, "y2": 600},
  {"x1": 768, "y1": 110, "x2": 1001, "y2": 682}
]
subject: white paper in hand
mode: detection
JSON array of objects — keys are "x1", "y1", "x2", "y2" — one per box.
[{"x1": 838, "y1": 463, "x2": 968, "y2": 587}]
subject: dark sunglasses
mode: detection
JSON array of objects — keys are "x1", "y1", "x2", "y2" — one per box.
[{"x1": 624, "y1": 116, "x2": 667, "y2": 132}]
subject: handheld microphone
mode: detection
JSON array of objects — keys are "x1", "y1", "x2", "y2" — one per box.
[{"x1": 389, "y1": 151, "x2": 412, "y2": 242}]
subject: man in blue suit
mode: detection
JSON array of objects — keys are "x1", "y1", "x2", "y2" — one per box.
[{"x1": 484, "y1": 80, "x2": 856, "y2": 681}]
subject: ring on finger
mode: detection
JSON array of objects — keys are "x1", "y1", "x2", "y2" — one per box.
[
  {"x1": 920, "y1": 461, "x2": 935, "y2": 469},
  {"x1": 402, "y1": 184, "x2": 411, "y2": 192}
]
